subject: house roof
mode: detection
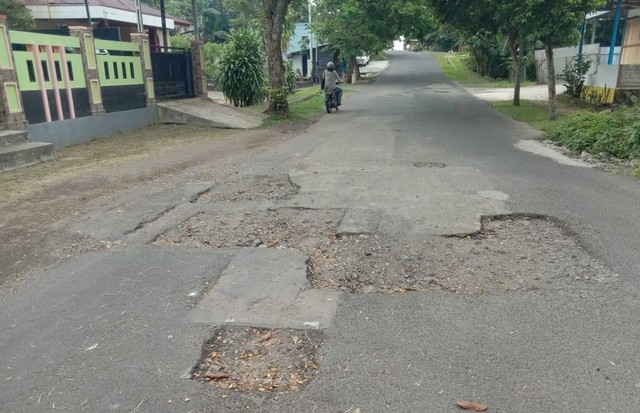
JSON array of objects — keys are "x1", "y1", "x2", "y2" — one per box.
[{"x1": 23, "y1": 0, "x2": 190, "y2": 26}]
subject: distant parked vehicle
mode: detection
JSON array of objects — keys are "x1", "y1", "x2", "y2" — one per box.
[{"x1": 356, "y1": 55, "x2": 370, "y2": 66}]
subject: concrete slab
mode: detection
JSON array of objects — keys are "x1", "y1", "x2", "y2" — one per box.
[
  {"x1": 72, "y1": 182, "x2": 212, "y2": 240},
  {"x1": 515, "y1": 140, "x2": 592, "y2": 168},
  {"x1": 157, "y1": 98, "x2": 267, "y2": 129},
  {"x1": 187, "y1": 248, "x2": 339, "y2": 329}
]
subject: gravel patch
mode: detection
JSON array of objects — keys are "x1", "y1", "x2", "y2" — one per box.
[
  {"x1": 156, "y1": 207, "x2": 343, "y2": 249},
  {"x1": 192, "y1": 327, "x2": 324, "y2": 393},
  {"x1": 157, "y1": 211, "x2": 616, "y2": 295},
  {"x1": 197, "y1": 175, "x2": 300, "y2": 203}
]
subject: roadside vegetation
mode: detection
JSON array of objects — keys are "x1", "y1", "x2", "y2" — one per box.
[
  {"x1": 494, "y1": 99, "x2": 640, "y2": 176},
  {"x1": 435, "y1": 52, "x2": 534, "y2": 88},
  {"x1": 253, "y1": 85, "x2": 355, "y2": 125}
]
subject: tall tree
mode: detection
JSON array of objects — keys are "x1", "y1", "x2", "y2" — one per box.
[
  {"x1": 527, "y1": 0, "x2": 606, "y2": 119},
  {"x1": 313, "y1": 0, "x2": 398, "y2": 81},
  {"x1": 263, "y1": 0, "x2": 293, "y2": 114},
  {"x1": 1, "y1": 0, "x2": 35, "y2": 30},
  {"x1": 430, "y1": 0, "x2": 529, "y2": 106},
  {"x1": 225, "y1": 0, "x2": 302, "y2": 114}
]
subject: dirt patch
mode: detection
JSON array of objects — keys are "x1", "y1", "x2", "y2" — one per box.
[
  {"x1": 156, "y1": 208, "x2": 343, "y2": 249},
  {"x1": 158, "y1": 212, "x2": 616, "y2": 295},
  {"x1": 197, "y1": 175, "x2": 300, "y2": 203},
  {"x1": 309, "y1": 215, "x2": 617, "y2": 294},
  {"x1": 192, "y1": 327, "x2": 324, "y2": 393}
]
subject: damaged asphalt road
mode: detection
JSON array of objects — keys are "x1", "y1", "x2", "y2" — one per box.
[{"x1": 2, "y1": 51, "x2": 640, "y2": 412}]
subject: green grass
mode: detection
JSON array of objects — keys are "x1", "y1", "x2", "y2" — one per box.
[
  {"x1": 250, "y1": 86, "x2": 320, "y2": 115},
  {"x1": 492, "y1": 95, "x2": 594, "y2": 131},
  {"x1": 492, "y1": 100, "x2": 556, "y2": 131},
  {"x1": 252, "y1": 85, "x2": 356, "y2": 126},
  {"x1": 494, "y1": 98, "x2": 640, "y2": 163},
  {"x1": 434, "y1": 52, "x2": 534, "y2": 88}
]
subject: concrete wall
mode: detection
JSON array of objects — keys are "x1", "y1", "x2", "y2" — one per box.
[
  {"x1": 28, "y1": 107, "x2": 158, "y2": 148},
  {"x1": 585, "y1": 64, "x2": 620, "y2": 88},
  {"x1": 288, "y1": 54, "x2": 309, "y2": 79},
  {"x1": 535, "y1": 44, "x2": 621, "y2": 83}
]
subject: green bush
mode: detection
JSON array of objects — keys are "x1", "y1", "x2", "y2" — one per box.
[
  {"x1": 546, "y1": 106, "x2": 640, "y2": 159},
  {"x1": 561, "y1": 56, "x2": 591, "y2": 98},
  {"x1": 284, "y1": 60, "x2": 297, "y2": 95},
  {"x1": 170, "y1": 34, "x2": 192, "y2": 49},
  {"x1": 215, "y1": 30, "x2": 267, "y2": 107},
  {"x1": 204, "y1": 42, "x2": 224, "y2": 79}
]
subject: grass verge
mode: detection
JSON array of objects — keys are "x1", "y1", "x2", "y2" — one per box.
[
  {"x1": 493, "y1": 100, "x2": 555, "y2": 131},
  {"x1": 494, "y1": 97, "x2": 640, "y2": 168},
  {"x1": 256, "y1": 85, "x2": 356, "y2": 126},
  {"x1": 434, "y1": 52, "x2": 534, "y2": 88}
]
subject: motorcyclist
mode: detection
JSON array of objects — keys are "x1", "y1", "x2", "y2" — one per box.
[{"x1": 321, "y1": 62, "x2": 344, "y2": 106}]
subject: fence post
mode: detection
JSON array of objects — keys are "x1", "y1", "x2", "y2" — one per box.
[
  {"x1": 191, "y1": 39, "x2": 207, "y2": 98},
  {"x1": 69, "y1": 26, "x2": 106, "y2": 117},
  {"x1": 130, "y1": 33, "x2": 156, "y2": 106},
  {"x1": 0, "y1": 15, "x2": 28, "y2": 131}
]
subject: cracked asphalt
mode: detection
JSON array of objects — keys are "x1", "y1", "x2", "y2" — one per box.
[{"x1": 2, "y1": 51, "x2": 640, "y2": 412}]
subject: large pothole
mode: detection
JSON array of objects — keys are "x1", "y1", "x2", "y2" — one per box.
[
  {"x1": 157, "y1": 212, "x2": 616, "y2": 295},
  {"x1": 156, "y1": 207, "x2": 342, "y2": 249},
  {"x1": 192, "y1": 327, "x2": 324, "y2": 393}
]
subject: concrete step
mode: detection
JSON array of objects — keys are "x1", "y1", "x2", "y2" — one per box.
[
  {"x1": 0, "y1": 141, "x2": 55, "y2": 173},
  {"x1": 0, "y1": 130, "x2": 28, "y2": 147}
]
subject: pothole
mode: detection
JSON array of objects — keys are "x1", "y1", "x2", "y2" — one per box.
[
  {"x1": 157, "y1": 212, "x2": 616, "y2": 296},
  {"x1": 197, "y1": 175, "x2": 299, "y2": 203},
  {"x1": 191, "y1": 327, "x2": 324, "y2": 393},
  {"x1": 413, "y1": 161, "x2": 446, "y2": 168},
  {"x1": 308, "y1": 215, "x2": 617, "y2": 295},
  {"x1": 155, "y1": 208, "x2": 342, "y2": 249}
]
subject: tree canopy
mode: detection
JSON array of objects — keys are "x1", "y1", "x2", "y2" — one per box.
[{"x1": 1, "y1": 0, "x2": 35, "y2": 30}]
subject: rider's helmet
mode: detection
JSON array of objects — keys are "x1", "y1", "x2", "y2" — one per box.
[{"x1": 326, "y1": 62, "x2": 335, "y2": 70}]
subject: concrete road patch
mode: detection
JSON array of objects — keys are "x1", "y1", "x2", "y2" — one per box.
[
  {"x1": 187, "y1": 248, "x2": 339, "y2": 329},
  {"x1": 515, "y1": 140, "x2": 592, "y2": 168},
  {"x1": 72, "y1": 182, "x2": 212, "y2": 240}
]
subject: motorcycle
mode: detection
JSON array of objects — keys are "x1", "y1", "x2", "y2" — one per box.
[{"x1": 324, "y1": 88, "x2": 339, "y2": 113}]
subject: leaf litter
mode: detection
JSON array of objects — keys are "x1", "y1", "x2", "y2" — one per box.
[{"x1": 192, "y1": 327, "x2": 324, "y2": 393}]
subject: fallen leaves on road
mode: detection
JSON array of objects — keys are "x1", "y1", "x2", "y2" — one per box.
[
  {"x1": 456, "y1": 399, "x2": 488, "y2": 411},
  {"x1": 192, "y1": 327, "x2": 324, "y2": 393}
]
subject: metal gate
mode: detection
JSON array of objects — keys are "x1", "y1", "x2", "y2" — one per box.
[{"x1": 150, "y1": 46, "x2": 194, "y2": 100}]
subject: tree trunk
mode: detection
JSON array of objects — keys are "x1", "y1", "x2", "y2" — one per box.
[
  {"x1": 349, "y1": 56, "x2": 359, "y2": 82},
  {"x1": 264, "y1": 0, "x2": 292, "y2": 115},
  {"x1": 509, "y1": 38, "x2": 522, "y2": 107},
  {"x1": 545, "y1": 41, "x2": 558, "y2": 120}
]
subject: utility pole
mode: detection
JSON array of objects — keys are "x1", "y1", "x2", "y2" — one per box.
[
  {"x1": 308, "y1": 1, "x2": 315, "y2": 83},
  {"x1": 83, "y1": 0, "x2": 91, "y2": 27},
  {"x1": 135, "y1": 0, "x2": 144, "y2": 33},
  {"x1": 160, "y1": 0, "x2": 168, "y2": 48}
]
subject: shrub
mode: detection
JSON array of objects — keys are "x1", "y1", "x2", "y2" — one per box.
[
  {"x1": 561, "y1": 56, "x2": 591, "y2": 98},
  {"x1": 170, "y1": 34, "x2": 192, "y2": 49},
  {"x1": 215, "y1": 30, "x2": 267, "y2": 107},
  {"x1": 284, "y1": 60, "x2": 297, "y2": 95},
  {"x1": 204, "y1": 42, "x2": 224, "y2": 80},
  {"x1": 546, "y1": 106, "x2": 640, "y2": 159}
]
